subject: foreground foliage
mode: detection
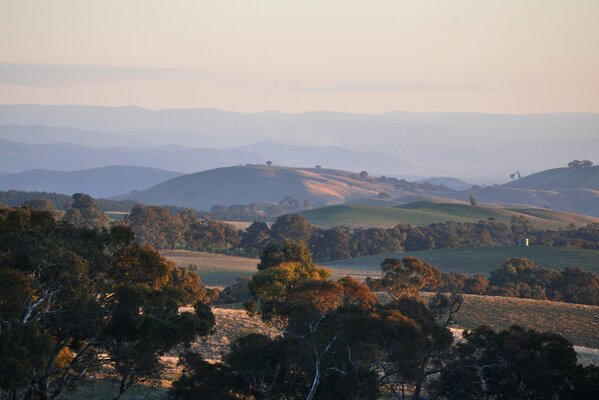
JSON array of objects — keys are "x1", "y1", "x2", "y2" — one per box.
[{"x1": 0, "y1": 206, "x2": 215, "y2": 400}]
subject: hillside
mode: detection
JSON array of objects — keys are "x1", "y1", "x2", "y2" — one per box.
[
  {"x1": 115, "y1": 165, "x2": 446, "y2": 211},
  {"x1": 0, "y1": 166, "x2": 182, "y2": 198},
  {"x1": 297, "y1": 202, "x2": 599, "y2": 229},
  {"x1": 504, "y1": 166, "x2": 599, "y2": 190},
  {"x1": 324, "y1": 246, "x2": 599, "y2": 276},
  {"x1": 446, "y1": 166, "x2": 599, "y2": 216}
]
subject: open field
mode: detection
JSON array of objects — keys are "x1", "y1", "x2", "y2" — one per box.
[
  {"x1": 296, "y1": 202, "x2": 599, "y2": 229},
  {"x1": 161, "y1": 250, "x2": 258, "y2": 287},
  {"x1": 422, "y1": 293, "x2": 599, "y2": 349},
  {"x1": 324, "y1": 246, "x2": 599, "y2": 276}
]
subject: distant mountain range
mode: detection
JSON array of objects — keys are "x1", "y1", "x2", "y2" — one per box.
[
  {"x1": 0, "y1": 166, "x2": 182, "y2": 198},
  {"x1": 1, "y1": 104, "x2": 598, "y2": 180},
  {"x1": 0, "y1": 137, "x2": 413, "y2": 176}
]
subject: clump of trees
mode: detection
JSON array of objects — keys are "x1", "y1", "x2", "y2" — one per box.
[
  {"x1": 441, "y1": 257, "x2": 599, "y2": 306},
  {"x1": 568, "y1": 159, "x2": 594, "y2": 170},
  {"x1": 0, "y1": 190, "x2": 137, "y2": 212},
  {"x1": 63, "y1": 193, "x2": 109, "y2": 228},
  {"x1": 127, "y1": 204, "x2": 241, "y2": 252},
  {"x1": 0, "y1": 206, "x2": 215, "y2": 400}
]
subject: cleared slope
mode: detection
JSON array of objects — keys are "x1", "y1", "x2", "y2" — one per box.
[
  {"x1": 0, "y1": 166, "x2": 182, "y2": 198},
  {"x1": 116, "y1": 165, "x2": 397, "y2": 210},
  {"x1": 297, "y1": 201, "x2": 599, "y2": 229}
]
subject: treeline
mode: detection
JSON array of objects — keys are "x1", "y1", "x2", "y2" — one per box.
[
  {"x1": 437, "y1": 257, "x2": 599, "y2": 305},
  {"x1": 12, "y1": 194, "x2": 599, "y2": 257},
  {"x1": 127, "y1": 205, "x2": 599, "y2": 261},
  {"x1": 0, "y1": 189, "x2": 137, "y2": 211}
]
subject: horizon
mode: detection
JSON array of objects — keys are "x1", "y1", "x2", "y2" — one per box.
[{"x1": 3, "y1": 102, "x2": 599, "y2": 116}]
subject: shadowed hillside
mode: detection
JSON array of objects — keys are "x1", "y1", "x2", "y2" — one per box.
[{"x1": 0, "y1": 166, "x2": 182, "y2": 198}]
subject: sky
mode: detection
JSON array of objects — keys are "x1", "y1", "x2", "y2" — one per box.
[{"x1": 1, "y1": 0, "x2": 598, "y2": 114}]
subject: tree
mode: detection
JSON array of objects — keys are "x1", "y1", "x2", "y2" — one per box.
[
  {"x1": 368, "y1": 257, "x2": 442, "y2": 299},
  {"x1": 265, "y1": 160, "x2": 273, "y2": 166},
  {"x1": 581, "y1": 159, "x2": 594, "y2": 168},
  {"x1": 240, "y1": 221, "x2": 271, "y2": 256},
  {"x1": 270, "y1": 214, "x2": 312, "y2": 243},
  {"x1": 63, "y1": 193, "x2": 109, "y2": 229},
  {"x1": 469, "y1": 195, "x2": 477, "y2": 206},
  {"x1": 127, "y1": 204, "x2": 188, "y2": 249},
  {"x1": 257, "y1": 240, "x2": 316, "y2": 271},
  {"x1": 568, "y1": 159, "x2": 585, "y2": 170},
  {"x1": 359, "y1": 170, "x2": 369, "y2": 180},
  {"x1": 432, "y1": 325, "x2": 587, "y2": 400}
]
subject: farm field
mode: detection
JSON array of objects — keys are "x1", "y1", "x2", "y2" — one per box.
[
  {"x1": 296, "y1": 202, "x2": 599, "y2": 229},
  {"x1": 324, "y1": 246, "x2": 599, "y2": 276},
  {"x1": 161, "y1": 250, "x2": 258, "y2": 287}
]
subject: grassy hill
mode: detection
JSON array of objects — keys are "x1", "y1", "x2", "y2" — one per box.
[
  {"x1": 117, "y1": 165, "x2": 415, "y2": 211},
  {"x1": 443, "y1": 167, "x2": 599, "y2": 217},
  {"x1": 296, "y1": 201, "x2": 599, "y2": 229},
  {"x1": 324, "y1": 246, "x2": 599, "y2": 276},
  {"x1": 504, "y1": 166, "x2": 599, "y2": 190}
]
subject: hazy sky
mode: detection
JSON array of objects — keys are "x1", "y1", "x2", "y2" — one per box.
[{"x1": 1, "y1": 0, "x2": 598, "y2": 113}]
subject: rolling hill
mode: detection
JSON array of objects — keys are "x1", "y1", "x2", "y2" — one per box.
[
  {"x1": 0, "y1": 166, "x2": 182, "y2": 198},
  {"x1": 323, "y1": 246, "x2": 599, "y2": 277},
  {"x1": 114, "y1": 165, "x2": 451, "y2": 210},
  {"x1": 445, "y1": 166, "x2": 599, "y2": 216},
  {"x1": 504, "y1": 166, "x2": 599, "y2": 190},
  {"x1": 296, "y1": 202, "x2": 599, "y2": 229}
]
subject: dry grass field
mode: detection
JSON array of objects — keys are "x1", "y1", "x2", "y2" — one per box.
[
  {"x1": 161, "y1": 250, "x2": 259, "y2": 287},
  {"x1": 421, "y1": 293, "x2": 599, "y2": 349},
  {"x1": 62, "y1": 299, "x2": 599, "y2": 398}
]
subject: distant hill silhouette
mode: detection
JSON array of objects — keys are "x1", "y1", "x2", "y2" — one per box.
[{"x1": 0, "y1": 166, "x2": 182, "y2": 198}]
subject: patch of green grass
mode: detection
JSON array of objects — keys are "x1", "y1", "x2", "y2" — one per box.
[
  {"x1": 297, "y1": 202, "x2": 597, "y2": 229},
  {"x1": 324, "y1": 246, "x2": 599, "y2": 276}
]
